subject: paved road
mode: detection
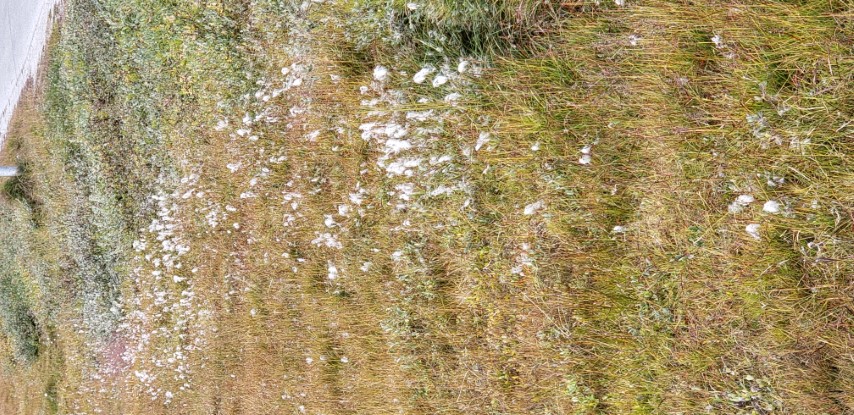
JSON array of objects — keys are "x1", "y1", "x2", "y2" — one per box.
[{"x1": 0, "y1": 0, "x2": 58, "y2": 144}]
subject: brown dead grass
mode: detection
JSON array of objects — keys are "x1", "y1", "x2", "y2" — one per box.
[{"x1": 0, "y1": 1, "x2": 851, "y2": 414}]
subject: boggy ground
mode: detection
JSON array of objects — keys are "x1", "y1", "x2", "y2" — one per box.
[{"x1": 0, "y1": 1, "x2": 851, "y2": 414}]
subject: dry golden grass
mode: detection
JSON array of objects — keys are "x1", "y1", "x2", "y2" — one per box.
[{"x1": 0, "y1": 0, "x2": 851, "y2": 414}]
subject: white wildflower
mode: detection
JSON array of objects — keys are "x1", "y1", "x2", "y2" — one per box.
[
  {"x1": 373, "y1": 65, "x2": 389, "y2": 82},
  {"x1": 629, "y1": 34, "x2": 640, "y2": 46},
  {"x1": 745, "y1": 223, "x2": 761, "y2": 240},
  {"x1": 444, "y1": 92, "x2": 461, "y2": 103},
  {"x1": 432, "y1": 74, "x2": 448, "y2": 87},
  {"x1": 728, "y1": 194, "x2": 755, "y2": 213},
  {"x1": 475, "y1": 132, "x2": 491, "y2": 151},
  {"x1": 324, "y1": 215, "x2": 337, "y2": 228},
  {"x1": 413, "y1": 66, "x2": 434, "y2": 84},
  {"x1": 385, "y1": 139, "x2": 412, "y2": 154},
  {"x1": 312, "y1": 233, "x2": 343, "y2": 249},
  {"x1": 523, "y1": 201, "x2": 544, "y2": 216},
  {"x1": 458, "y1": 60, "x2": 470, "y2": 73},
  {"x1": 327, "y1": 262, "x2": 339, "y2": 280},
  {"x1": 763, "y1": 200, "x2": 781, "y2": 214}
]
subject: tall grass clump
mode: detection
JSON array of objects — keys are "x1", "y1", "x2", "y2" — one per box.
[
  {"x1": 0, "y1": 214, "x2": 40, "y2": 364},
  {"x1": 351, "y1": 0, "x2": 568, "y2": 58},
  {"x1": 0, "y1": 272, "x2": 40, "y2": 364},
  {"x1": 1, "y1": 163, "x2": 42, "y2": 224}
]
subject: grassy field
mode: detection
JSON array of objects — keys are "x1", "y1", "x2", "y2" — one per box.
[{"x1": 0, "y1": 0, "x2": 851, "y2": 414}]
